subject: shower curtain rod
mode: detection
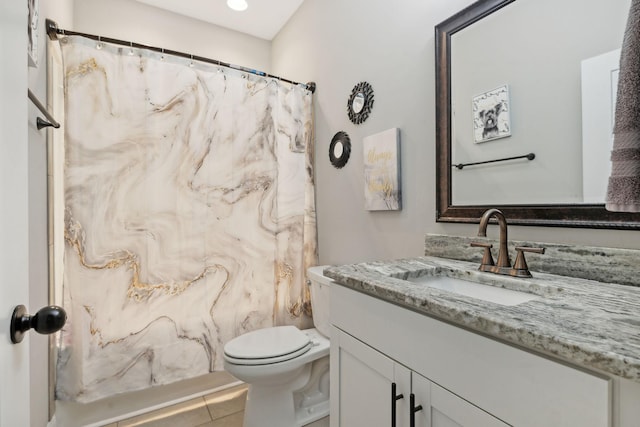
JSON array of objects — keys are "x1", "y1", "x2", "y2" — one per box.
[{"x1": 45, "y1": 19, "x2": 316, "y2": 94}]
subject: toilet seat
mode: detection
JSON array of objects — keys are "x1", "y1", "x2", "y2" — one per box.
[{"x1": 224, "y1": 326, "x2": 312, "y2": 366}]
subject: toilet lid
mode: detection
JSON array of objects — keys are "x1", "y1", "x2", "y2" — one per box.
[{"x1": 224, "y1": 326, "x2": 311, "y2": 361}]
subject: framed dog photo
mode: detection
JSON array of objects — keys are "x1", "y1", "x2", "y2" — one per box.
[
  {"x1": 472, "y1": 85, "x2": 511, "y2": 143},
  {"x1": 28, "y1": 0, "x2": 39, "y2": 67}
]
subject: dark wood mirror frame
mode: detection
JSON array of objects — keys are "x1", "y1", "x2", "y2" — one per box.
[{"x1": 435, "y1": 0, "x2": 640, "y2": 229}]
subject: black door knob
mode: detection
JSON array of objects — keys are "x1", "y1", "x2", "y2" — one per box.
[{"x1": 10, "y1": 304, "x2": 67, "y2": 344}]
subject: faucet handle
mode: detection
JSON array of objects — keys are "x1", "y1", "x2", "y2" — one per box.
[
  {"x1": 470, "y1": 241, "x2": 495, "y2": 271},
  {"x1": 511, "y1": 246, "x2": 546, "y2": 278}
]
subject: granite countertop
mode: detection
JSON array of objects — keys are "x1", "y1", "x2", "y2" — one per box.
[{"x1": 324, "y1": 256, "x2": 640, "y2": 382}]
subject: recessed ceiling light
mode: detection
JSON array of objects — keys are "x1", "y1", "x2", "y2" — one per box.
[{"x1": 227, "y1": 0, "x2": 248, "y2": 12}]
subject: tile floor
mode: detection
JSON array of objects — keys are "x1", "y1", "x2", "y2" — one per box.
[
  {"x1": 102, "y1": 384, "x2": 247, "y2": 427},
  {"x1": 99, "y1": 384, "x2": 329, "y2": 427}
]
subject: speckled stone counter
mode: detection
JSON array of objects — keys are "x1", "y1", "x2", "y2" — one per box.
[
  {"x1": 424, "y1": 234, "x2": 640, "y2": 287},
  {"x1": 323, "y1": 256, "x2": 640, "y2": 382}
]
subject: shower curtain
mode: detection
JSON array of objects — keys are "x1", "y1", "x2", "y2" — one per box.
[{"x1": 55, "y1": 36, "x2": 317, "y2": 402}]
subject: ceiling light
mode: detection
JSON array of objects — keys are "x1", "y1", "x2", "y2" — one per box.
[{"x1": 227, "y1": 0, "x2": 248, "y2": 12}]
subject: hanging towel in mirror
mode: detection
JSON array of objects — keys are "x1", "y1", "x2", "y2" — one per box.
[{"x1": 606, "y1": 0, "x2": 640, "y2": 212}]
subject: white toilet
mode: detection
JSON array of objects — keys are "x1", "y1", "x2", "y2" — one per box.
[{"x1": 223, "y1": 266, "x2": 332, "y2": 427}]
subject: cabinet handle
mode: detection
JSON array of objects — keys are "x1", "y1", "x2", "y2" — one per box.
[
  {"x1": 409, "y1": 393, "x2": 423, "y2": 427},
  {"x1": 391, "y1": 382, "x2": 404, "y2": 427}
]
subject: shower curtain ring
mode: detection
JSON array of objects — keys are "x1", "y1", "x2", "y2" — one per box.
[
  {"x1": 160, "y1": 48, "x2": 165, "y2": 61},
  {"x1": 129, "y1": 41, "x2": 134, "y2": 56},
  {"x1": 96, "y1": 36, "x2": 103, "y2": 50},
  {"x1": 189, "y1": 55, "x2": 195, "y2": 68}
]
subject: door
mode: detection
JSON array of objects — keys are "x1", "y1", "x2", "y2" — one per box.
[
  {"x1": 331, "y1": 327, "x2": 410, "y2": 427},
  {"x1": 0, "y1": 0, "x2": 32, "y2": 426},
  {"x1": 411, "y1": 373, "x2": 510, "y2": 427}
]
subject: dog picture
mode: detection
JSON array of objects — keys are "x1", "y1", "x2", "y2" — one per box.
[
  {"x1": 479, "y1": 102, "x2": 503, "y2": 139},
  {"x1": 472, "y1": 85, "x2": 511, "y2": 143}
]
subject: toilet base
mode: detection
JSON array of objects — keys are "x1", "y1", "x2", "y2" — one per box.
[{"x1": 243, "y1": 356, "x2": 330, "y2": 427}]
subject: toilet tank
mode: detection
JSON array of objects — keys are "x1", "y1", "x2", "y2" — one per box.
[{"x1": 307, "y1": 265, "x2": 333, "y2": 338}]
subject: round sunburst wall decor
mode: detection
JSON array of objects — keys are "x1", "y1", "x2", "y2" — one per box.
[
  {"x1": 329, "y1": 131, "x2": 351, "y2": 169},
  {"x1": 347, "y1": 81, "x2": 374, "y2": 124}
]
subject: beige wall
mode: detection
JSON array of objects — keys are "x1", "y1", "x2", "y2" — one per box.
[
  {"x1": 272, "y1": 0, "x2": 477, "y2": 265},
  {"x1": 272, "y1": 0, "x2": 640, "y2": 267},
  {"x1": 73, "y1": 0, "x2": 271, "y2": 73}
]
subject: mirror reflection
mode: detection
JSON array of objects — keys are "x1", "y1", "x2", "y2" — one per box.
[
  {"x1": 450, "y1": 0, "x2": 630, "y2": 206},
  {"x1": 352, "y1": 93, "x2": 365, "y2": 114},
  {"x1": 333, "y1": 141, "x2": 344, "y2": 157}
]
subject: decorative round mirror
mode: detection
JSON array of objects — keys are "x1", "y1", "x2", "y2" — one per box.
[
  {"x1": 347, "y1": 81, "x2": 374, "y2": 124},
  {"x1": 329, "y1": 131, "x2": 351, "y2": 169}
]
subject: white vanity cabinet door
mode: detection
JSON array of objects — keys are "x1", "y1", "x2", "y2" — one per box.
[
  {"x1": 411, "y1": 372, "x2": 510, "y2": 427},
  {"x1": 330, "y1": 327, "x2": 411, "y2": 427}
]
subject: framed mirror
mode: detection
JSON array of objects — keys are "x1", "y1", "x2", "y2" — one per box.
[
  {"x1": 329, "y1": 131, "x2": 351, "y2": 169},
  {"x1": 347, "y1": 81, "x2": 374, "y2": 124},
  {"x1": 435, "y1": 0, "x2": 640, "y2": 229}
]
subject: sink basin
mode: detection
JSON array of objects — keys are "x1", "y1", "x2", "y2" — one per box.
[{"x1": 406, "y1": 275, "x2": 539, "y2": 306}]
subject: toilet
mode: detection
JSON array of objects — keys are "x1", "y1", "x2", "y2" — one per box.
[{"x1": 223, "y1": 266, "x2": 332, "y2": 427}]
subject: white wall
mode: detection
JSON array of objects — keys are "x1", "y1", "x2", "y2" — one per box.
[
  {"x1": 272, "y1": 0, "x2": 640, "y2": 266},
  {"x1": 272, "y1": 0, "x2": 477, "y2": 265},
  {"x1": 73, "y1": 0, "x2": 271, "y2": 73}
]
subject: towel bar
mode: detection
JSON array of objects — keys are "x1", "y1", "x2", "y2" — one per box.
[
  {"x1": 453, "y1": 153, "x2": 535, "y2": 170},
  {"x1": 27, "y1": 89, "x2": 60, "y2": 130}
]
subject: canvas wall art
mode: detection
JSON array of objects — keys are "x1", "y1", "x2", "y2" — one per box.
[{"x1": 363, "y1": 128, "x2": 401, "y2": 211}]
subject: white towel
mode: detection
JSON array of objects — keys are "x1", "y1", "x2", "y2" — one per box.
[{"x1": 606, "y1": 0, "x2": 640, "y2": 212}]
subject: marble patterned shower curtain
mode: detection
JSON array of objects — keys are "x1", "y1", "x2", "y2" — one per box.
[{"x1": 55, "y1": 36, "x2": 317, "y2": 402}]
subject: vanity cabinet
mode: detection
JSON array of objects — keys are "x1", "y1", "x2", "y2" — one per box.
[
  {"x1": 332, "y1": 327, "x2": 508, "y2": 427},
  {"x1": 330, "y1": 284, "x2": 613, "y2": 427}
]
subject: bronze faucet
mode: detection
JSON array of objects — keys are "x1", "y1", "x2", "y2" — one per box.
[
  {"x1": 471, "y1": 208, "x2": 545, "y2": 278},
  {"x1": 476, "y1": 208, "x2": 511, "y2": 274}
]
